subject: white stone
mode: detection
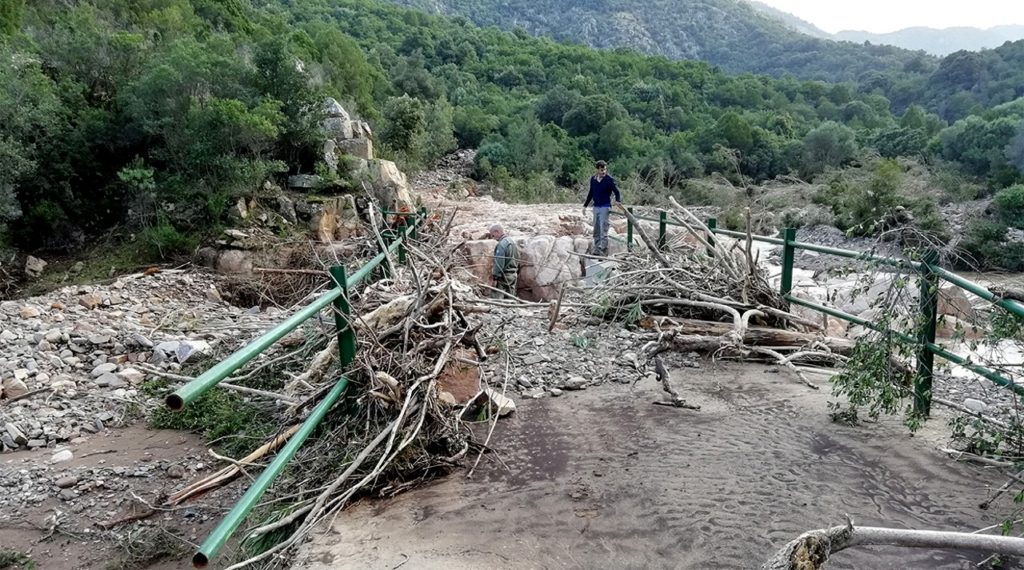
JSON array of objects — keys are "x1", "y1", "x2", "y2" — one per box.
[
  {"x1": 483, "y1": 387, "x2": 516, "y2": 417},
  {"x1": 50, "y1": 449, "x2": 73, "y2": 463},
  {"x1": 963, "y1": 398, "x2": 989, "y2": 414},
  {"x1": 117, "y1": 368, "x2": 145, "y2": 385},
  {"x1": 20, "y1": 306, "x2": 41, "y2": 319}
]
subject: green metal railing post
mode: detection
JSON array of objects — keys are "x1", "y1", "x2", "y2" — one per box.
[
  {"x1": 626, "y1": 207, "x2": 634, "y2": 252},
  {"x1": 780, "y1": 228, "x2": 797, "y2": 297},
  {"x1": 658, "y1": 210, "x2": 667, "y2": 250},
  {"x1": 191, "y1": 377, "x2": 350, "y2": 568},
  {"x1": 329, "y1": 265, "x2": 357, "y2": 367},
  {"x1": 398, "y1": 235, "x2": 407, "y2": 265},
  {"x1": 705, "y1": 218, "x2": 717, "y2": 257},
  {"x1": 914, "y1": 250, "x2": 939, "y2": 418}
]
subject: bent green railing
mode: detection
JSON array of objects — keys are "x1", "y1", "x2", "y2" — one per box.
[
  {"x1": 168, "y1": 210, "x2": 425, "y2": 568},
  {"x1": 614, "y1": 208, "x2": 1024, "y2": 416}
]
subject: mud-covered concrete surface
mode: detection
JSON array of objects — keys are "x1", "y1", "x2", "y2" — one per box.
[{"x1": 296, "y1": 362, "x2": 1018, "y2": 570}]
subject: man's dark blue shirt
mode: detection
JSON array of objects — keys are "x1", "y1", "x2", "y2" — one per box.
[{"x1": 584, "y1": 175, "x2": 621, "y2": 208}]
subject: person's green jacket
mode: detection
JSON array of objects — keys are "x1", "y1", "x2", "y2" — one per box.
[{"x1": 493, "y1": 236, "x2": 519, "y2": 278}]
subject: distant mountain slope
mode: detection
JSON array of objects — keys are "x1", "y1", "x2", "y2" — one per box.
[
  {"x1": 379, "y1": 0, "x2": 934, "y2": 83},
  {"x1": 836, "y1": 25, "x2": 1024, "y2": 56},
  {"x1": 745, "y1": 0, "x2": 830, "y2": 39}
]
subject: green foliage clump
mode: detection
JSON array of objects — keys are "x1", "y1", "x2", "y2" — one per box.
[
  {"x1": 800, "y1": 121, "x2": 856, "y2": 178},
  {"x1": 0, "y1": 549, "x2": 35, "y2": 570},
  {"x1": 149, "y1": 382, "x2": 278, "y2": 459},
  {"x1": 829, "y1": 336, "x2": 914, "y2": 426},
  {"x1": 993, "y1": 184, "x2": 1024, "y2": 229},
  {"x1": 961, "y1": 219, "x2": 1024, "y2": 271}
]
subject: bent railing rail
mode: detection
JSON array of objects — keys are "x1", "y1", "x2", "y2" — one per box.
[
  {"x1": 612, "y1": 208, "x2": 1024, "y2": 415},
  {"x1": 167, "y1": 209, "x2": 426, "y2": 568}
]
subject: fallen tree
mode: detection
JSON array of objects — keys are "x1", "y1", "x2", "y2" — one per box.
[{"x1": 763, "y1": 519, "x2": 1024, "y2": 569}]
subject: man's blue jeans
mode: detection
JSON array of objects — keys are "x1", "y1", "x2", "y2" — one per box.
[{"x1": 592, "y1": 206, "x2": 610, "y2": 256}]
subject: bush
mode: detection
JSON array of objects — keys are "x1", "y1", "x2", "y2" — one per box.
[
  {"x1": 994, "y1": 184, "x2": 1024, "y2": 229},
  {"x1": 138, "y1": 218, "x2": 198, "y2": 260},
  {"x1": 961, "y1": 219, "x2": 1024, "y2": 270}
]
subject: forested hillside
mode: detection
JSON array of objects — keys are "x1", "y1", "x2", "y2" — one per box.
[
  {"x1": 380, "y1": 0, "x2": 1024, "y2": 123},
  {"x1": 380, "y1": 0, "x2": 930, "y2": 83},
  {"x1": 1, "y1": 0, "x2": 1023, "y2": 272}
]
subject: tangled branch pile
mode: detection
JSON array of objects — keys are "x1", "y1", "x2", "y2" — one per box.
[
  {"x1": 590, "y1": 199, "x2": 852, "y2": 390},
  {"x1": 163, "y1": 214, "x2": 503, "y2": 569}
]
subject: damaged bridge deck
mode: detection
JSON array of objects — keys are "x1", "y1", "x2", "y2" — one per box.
[{"x1": 294, "y1": 362, "x2": 1012, "y2": 570}]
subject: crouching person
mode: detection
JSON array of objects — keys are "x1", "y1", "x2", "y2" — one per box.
[{"x1": 489, "y1": 223, "x2": 519, "y2": 298}]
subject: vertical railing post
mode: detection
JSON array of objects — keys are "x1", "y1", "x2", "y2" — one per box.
[
  {"x1": 658, "y1": 210, "x2": 667, "y2": 250},
  {"x1": 626, "y1": 207, "x2": 634, "y2": 252},
  {"x1": 328, "y1": 265, "x2": 357, "y2": 367},
  {"x1": 915, "y1": 250, "x2": 939, "y2": 418},
  {"x1": 397, "y1": 231, "x2": 407, "y2": 265},
  {"x1": 780, "y1": 228, "x2": 797, "y2": 297},
  {"x1": 705, "y1": 217, "x2": 717, "y2": 257}
]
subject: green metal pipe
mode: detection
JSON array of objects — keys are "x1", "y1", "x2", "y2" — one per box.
[
  {"x1": 710, "y1": 228, "x2": 786, "y2": 246},
  {"x1": 790, "y1": 241, "x2": 920, "y2": 270},
  {"x1": 933, "y1": 267, "x2": 1024, "y2": 319},
  {"x1": 925, "y1": 343, "x2": 1024, "y2": 398},
  {"x1": 165, "y1": 288, "x2": 342, "y2": 410},
  {"x1": 192, "y1": 377, "x2": 350, "y2": 568},
  {"x1": 168, "y1": 221, "x2": 418, "y2": 411},
  {"x1": 784, "y1": 295, "x2": 916, "y2": 344}
]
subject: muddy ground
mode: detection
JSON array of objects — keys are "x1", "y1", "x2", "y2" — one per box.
[{"x1": 295, "y1": 362, "x2": 1017, "y2": 570}]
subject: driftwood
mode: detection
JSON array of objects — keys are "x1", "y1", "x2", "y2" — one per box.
[
  {"x1": 652, "y1": 356, "x2": 700, "y2": 409},
  {"x1": 641, "y1": 318, "x2": 855, "y2": 356},
  {"x1": 763, "y1": 519, "x2": 1024, "y2": 569},
  {"x1": 992, "y1": 286, "x2": 1024, "y2": 303}
]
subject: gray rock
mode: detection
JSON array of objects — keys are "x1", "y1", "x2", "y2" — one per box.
[
  {"x1": 287, "y1": 174, "x2": 322, "y2": 190},
  {"x1": 94, "y1": 373, "x2": 126, "y2": 388},
  {"x1": 55, "y1": 476, "x2": 78, "y2": 489},
  {"x1": 1, "y1": 330, "x2": 16, "y2": 342},
  {"x1": 154, "y1": 341, "x2": 180, "y2": 355},
  {"x1": 130, "y1": 333, "x2": 154, "y2": 348},
  {"x1": 59, "y1": 489, "x2": 76, "y2": 501},
  {"x1": 562, "y1": 376, "x2": 588, "y2": 391},
  {"x1": 5, "y1": 423, "x2": 27, "y2": 445},
  {"x1": 324, "y1": 97, "x2": 350, "y2": 120},
  {"x1": 24, "y1": 256, "x2": 47, "y2": 278},
  {"x1": 91, "y1": 363, "x2": 117, "y2": 377},
  {"x1": 277, "y1": 195, "x2": 297, "y2": 224},
  {"x1": 88, "y1": 334, "x2": 111, "y2": 345},
  {"x1": 117, "y1": 368, "x2": 144, "y2": 385},
  {"x1": 517, "y1": 377, "x2": 534, "y2": 389},
  {"x1": 166, "y1": 465, "x2": 185, "y2": 479},
  {"x1": 78, "y1": 293, "x2": 103, "y2": 310},
  {"x1": 27, "y1": 439, "x2": 45, "y2": 448},
  {"x1": 549, "y1": 388, "x2": 564, "y2": 397}
]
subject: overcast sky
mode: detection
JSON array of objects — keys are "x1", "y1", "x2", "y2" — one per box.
[{"x1": 754, "y1": 0, "x2": 1024, "y2": 34}]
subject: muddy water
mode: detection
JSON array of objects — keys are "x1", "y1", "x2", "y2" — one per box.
[{"x1": 295, "y1": 362, "x2": 1017, "y2": 570}]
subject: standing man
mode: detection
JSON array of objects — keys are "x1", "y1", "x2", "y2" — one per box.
[
  {"x1": 489, "y1": 223, "x2": 519, "y2": 298},
  {"x1": 582, "y1": 160, "x2": 621, "y2": 257}
]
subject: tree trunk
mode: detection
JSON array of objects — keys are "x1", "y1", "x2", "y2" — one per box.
[
  {"x1": 644, "y1": 317, "x2": 855, "y2": 356},
  {"x1": 763, "y1": 523, "x2": 1024, "y2": 570}
]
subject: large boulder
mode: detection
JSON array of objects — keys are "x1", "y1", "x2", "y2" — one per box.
[
  {"x1": 322, "y1": 117, "x2": 354, "y2": 141},
  {"x1": 336, "y1": 138, "x2": 373, "y2": 161},
  {"x1": 324, "y1": 97, "x2": 350, "y2": 120},
  {"x1": 288, "y1": 174, "x2": 321, "y2": 190},
  {"x1": 938, "y1": 285, "x2": 978, "y2": 322},
  {"x1": 367, "y1": 160, "x2": 414, "y2": 210},
  {"x1": 309, "y1": 195, "x2": 364, "y2": 243},
  {"x1": 457, "y1": 235, "x2": 589, "y2": 301},
  {"x1": 217, "y1": 250, "x2": 253, "y2": 275}
]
